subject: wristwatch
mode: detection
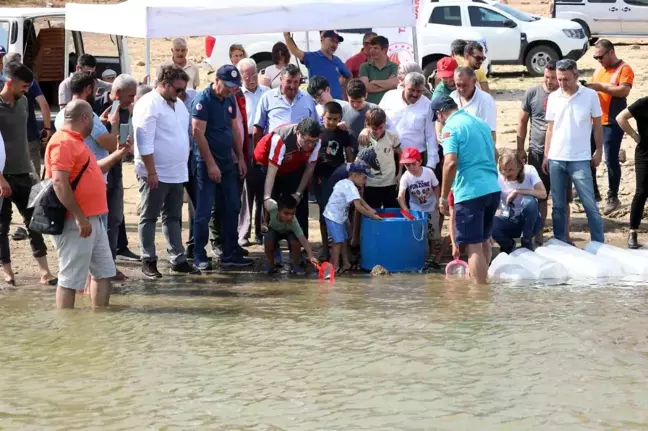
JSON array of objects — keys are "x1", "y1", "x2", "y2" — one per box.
[{"x1": 294, "y1": 191, "x2": 303, "y2": 197}]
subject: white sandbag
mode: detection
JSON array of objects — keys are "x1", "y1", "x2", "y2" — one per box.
[
  {"x1": 585, "y1": 241, "x2": 648, "y2": 277},
  {"x1": 535, "y1": 245, "x2": 618, "y2": 279},
  {"x1": 546, "y1": 238, "x2": 572, "y2": 247},
  {"x1": 510, "y1": 248, "x2": 570, "y2": 281},
  {"x1": 488, "y1": 252, "x2": 536, "y2": 280}
]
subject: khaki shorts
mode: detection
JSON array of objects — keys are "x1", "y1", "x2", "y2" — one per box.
[
  {"x1": 427, "y1": 209, "x2": 441, "y2": 240},
  {"x1": 52, "y1": 216, "x2": 116, "y2": 290}
]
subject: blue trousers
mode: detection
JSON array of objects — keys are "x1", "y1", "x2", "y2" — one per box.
[
  {"x1": 492, "y1": 196, "x2": 542, "y2": 253},
  {"x1": 193, "y1": 161, "x2": 241, "y2": 263},
  {"x1": 549, "y1": 159, "x2": 604, "y2": 243}
]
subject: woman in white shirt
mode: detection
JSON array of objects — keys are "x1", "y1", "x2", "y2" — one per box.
[
  {"x1": 260, "y1": 42, "x2": 290, "y2": 89},
  {"x1": 492, "y1": 149, "x2": 547, "y2": 254}
]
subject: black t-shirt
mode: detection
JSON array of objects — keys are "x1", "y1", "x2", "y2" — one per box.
[
  {"x1": 314, "y1": 128, "x2": 356, "y2": 177},
  {"x1": 328, "y1": 163, "x2": 350, "y2": 194},
  {"x1": 629, "y1": 97, "x2": 648, "y2": 158}
]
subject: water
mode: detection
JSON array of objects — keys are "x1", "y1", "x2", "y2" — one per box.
[{"x1": 2, "y1": 276, "x2": 648, "y2": 430}]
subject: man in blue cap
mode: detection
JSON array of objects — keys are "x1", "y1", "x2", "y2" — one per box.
[
  {"x1": 191, "y1": 64, "x2": 252, "y2": 269},
  {"x1": 433, "y1": 96, "x2": 500, "y2": 285},
  {"x1": 283, "y1": 30, "x2": 351, "y2": 100}
]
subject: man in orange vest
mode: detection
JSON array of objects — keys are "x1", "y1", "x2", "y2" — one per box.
[{"x1": 586, "y1": 39, "x2": 634, "y2": 215}]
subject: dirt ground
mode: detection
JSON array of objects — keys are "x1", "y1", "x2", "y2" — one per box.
[{"x1": 4, "y1": 0, "x2": 648, "y2": 286}]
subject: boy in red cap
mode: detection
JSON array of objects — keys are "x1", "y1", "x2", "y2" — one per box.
[
  {"x1": 432, "y1": 57, "x2": 458, "y2": 101},
  {"x1": 397, "y1": 148, "x2": 443, "y2": 265}
]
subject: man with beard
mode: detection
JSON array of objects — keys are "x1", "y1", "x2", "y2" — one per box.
[
  {"x1": 56, "y1": 72, "x2": 119, "y2": 174},
  {"x1": 133, "y1": 65, "x2": 199, "y2": 278},
  {"x1": 47, "y1": 99, "x2": 132, "y2": 309},
  {"x1": 517, "y1": 61, "x2": 570, "y2": 245},
  {"x1": 0, "y1": 62, "x2": 58, "y2": 287},
  {"x1": 283, "y1": 30, "x2": 351, "y2": 100}
]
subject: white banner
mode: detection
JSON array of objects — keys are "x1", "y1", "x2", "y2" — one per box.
[{"x1": 376, "y1": 0, "x2": 419, "y2": 64}]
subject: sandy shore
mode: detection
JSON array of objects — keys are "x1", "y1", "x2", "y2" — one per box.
[{"x1": 4, "y1": 0, "x2": 648, "y2": 286}]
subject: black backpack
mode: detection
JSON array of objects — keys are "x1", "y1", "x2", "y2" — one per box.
[{"x1": 27, "y1": 158, "x2": 90, "y2": 235}]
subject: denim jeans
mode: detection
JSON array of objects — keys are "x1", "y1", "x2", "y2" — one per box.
[
  {"x1": 492, "y1": 196, "x2": 542, "y2": 253},
  {"x1": 603, "y1": 123, "x2": 624, "y2": 200},
  {"x1": 194, "y1": 161, "x2": 241, "y2": 263},
  {"x1": 549, "y1": 160, "x2": 604, "y2": 243},
  {"x1": 106, "y1": 162, "x2": 124, "y2": 259}
]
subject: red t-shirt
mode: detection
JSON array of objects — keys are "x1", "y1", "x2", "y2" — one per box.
[
  {"x1": 345, "y1": 51, "x2": 368, "y2": 79},
  {"x1": 254, "y1": 129, "x2": 320, "y2": 175},
  {"x1": 45, "y1": 129, "x2": 108, "y2": 218}
]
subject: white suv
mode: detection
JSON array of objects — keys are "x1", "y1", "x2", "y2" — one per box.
[
  {"x1": 553, "y1": 0, "x2": 648, "y2": 40},
  {"x1": 421, "y1": 0, "x2": 589, "y2": 76}
]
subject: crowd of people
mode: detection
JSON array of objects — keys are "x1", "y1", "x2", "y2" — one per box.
[{"x1": 0, "y1": 31, "x2": 644, "y2": 308}]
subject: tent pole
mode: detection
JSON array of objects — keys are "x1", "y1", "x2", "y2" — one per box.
[
  {"x1": 412, "y1": 26, "x2": 419, "y2": 64},
  {"x1": 145, "y1": 38, "x2": 151, "y2": 82}
]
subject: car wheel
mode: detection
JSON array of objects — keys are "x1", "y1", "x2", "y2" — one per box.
[
  {"x1": 525, "y1": 45, "x2": 558, "y2": 77},
  {"x1": 422, "y1": 60, "x2": 438, "y2": 81}
]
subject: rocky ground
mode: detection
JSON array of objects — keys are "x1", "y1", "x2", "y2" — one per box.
[{"x1": 3, "y1": 0, "x2": 648, "y2": 287}]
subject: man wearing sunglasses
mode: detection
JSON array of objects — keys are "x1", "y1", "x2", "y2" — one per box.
[
  {"x1": 463, "y1": 41, "x2": 490, "y2": 94},
  {"x1": 133, "y1": 65, "x2": 199, "y2": 279},
  {"x1": 586, "y1": 39, "x2": 634, "y2": 216}
]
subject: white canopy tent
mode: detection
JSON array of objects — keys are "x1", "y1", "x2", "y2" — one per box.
[{"x1": 65, "y1": 0, "x2": 416, "y2": 76}]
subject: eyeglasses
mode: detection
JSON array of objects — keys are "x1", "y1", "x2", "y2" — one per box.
[
  {"x1": 471, "y1": 55, "x2": 487, "y2": 62},
  {"x1": 312, "y1": 90, "x2": 324, "y2": 101},
  {"x1": 593, "y1": 50, "x2": 610, "y2": 61}
]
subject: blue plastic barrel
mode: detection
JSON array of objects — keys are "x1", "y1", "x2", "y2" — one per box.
[{"x1": 360, "y1": 208, "x2": 427, "y2": 272}]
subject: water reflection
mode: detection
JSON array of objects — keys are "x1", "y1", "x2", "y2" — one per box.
[{"x1": 1, "y1": 275, "x2": 648, "y2": 430}]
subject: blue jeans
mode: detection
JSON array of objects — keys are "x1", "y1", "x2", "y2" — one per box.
[
  {"x1": 492, "y1": 196, "x2": 542, "y2": 253},
  {"x1": 549, "y1": 160, "x2": 604, "y2": 243},
  {"x1": 603, "y1": 123, "x2": 624, "y2": 200},
  {"x1": 193, "y1": 161, "x2": 241, "y2": 263}
]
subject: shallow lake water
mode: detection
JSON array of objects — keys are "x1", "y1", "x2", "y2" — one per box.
[{"x1": 1, "y1": 274, "x2": 648, "y2": 430}]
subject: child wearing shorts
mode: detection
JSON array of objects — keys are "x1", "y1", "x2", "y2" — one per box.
[
  {"x1": 323, "y1": 160, "x2": 381, "y2": 273},
  {"x1": 397, "y1": 148, "x2": 442, "y2": 263},
  {"x1": 264, "y1": 195, "x2": 318, "y2": 275}
]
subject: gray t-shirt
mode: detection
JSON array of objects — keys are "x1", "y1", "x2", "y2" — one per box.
[
  {"x1": 0, "y1": 96, "x2": 32, "y2": 175},
  {"x1": 58, "y1": 76, "x2": 112, "y2": 106},
  {"x1": 342, "y1": 102, "x2": 377, "y2": 153},
  {"x1": 522, "y1": 85, "x2": 551, "y2": 154}
]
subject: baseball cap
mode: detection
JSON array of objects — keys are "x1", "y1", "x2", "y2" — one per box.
[
  {"x1": 102, "y1": 69, "x2": 117, "y2": 79},
  {"x1": 430, "y1": 95, "x2": 458, "y2": 121},
  {"x1": 216, "y1": 64, "x2": 242, "y2": 88},
  {"x1": 0, "y1": 46, "x2": 6, "y2": 56},
  {"x1": 356, "y1": 146, "x2": 379, "y2": 171},
  {"x1": 400, "y1": 147, "x2": 422, "y2": 164},
  {"x1": 348, "y1": 160, "x2": 374, "y2": 177},
  {"x1": 436, "y1": 57, "x2": 458, "y2": 79},
  {"x1": 322, "y1": 30, "x2": 344, "y2": 43}
]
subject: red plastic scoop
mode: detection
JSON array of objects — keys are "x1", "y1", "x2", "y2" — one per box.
[
  {"x1": 315, "y1": 262, "x2": 335, "y2": 282},
  {"x1": 400, "y1": 209, "x2": 416, "y2": 220}
]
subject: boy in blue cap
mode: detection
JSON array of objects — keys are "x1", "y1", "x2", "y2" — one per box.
[{"x1": 323, "y1": 160, "x2": 381, "y2": 273}]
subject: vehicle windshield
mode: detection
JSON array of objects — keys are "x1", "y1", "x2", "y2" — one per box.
[{"x1": 493, "y1": 4, "x2": 538, "y2": 22}]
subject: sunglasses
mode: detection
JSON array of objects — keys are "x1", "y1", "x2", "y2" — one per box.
[
  {"x1": 593, "y1": 51, "x2": 609, "y2": 61},
  {"x1": 471, "y1": 55, "x2": 487, "y2": 62},
  {"x1": 173, "y1": 86, "x2": 186, "y2": 93}
]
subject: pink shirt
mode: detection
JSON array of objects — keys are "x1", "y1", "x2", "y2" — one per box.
[{"x1": 346, "y1": 51, "x2": 368, "y2": 79}]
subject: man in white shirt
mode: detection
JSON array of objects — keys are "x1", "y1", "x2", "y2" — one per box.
[
  {"x1": 239, "y1": 58, "x2": 268, "y2": 245},
  {"x1": 133, "y1": 64, "x2": 199, "y2": 278},
  {"x1": 450, "y1": 67, "x2": 497, "y2": 144},
  {"x1": 379, "y1": 72, "x2": 437, "y2": 168},
  {"x1": 155, "y1": 38, "x2": 201, "y2": 90},
  {"x1": 543, "y1": 59, "x2": 604, "y2": 244}
]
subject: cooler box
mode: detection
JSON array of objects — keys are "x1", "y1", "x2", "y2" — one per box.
[{"x1": 360, "y1": 208, "x2": 427, "y2": 273}]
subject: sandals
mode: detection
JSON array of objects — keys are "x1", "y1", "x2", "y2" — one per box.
[{"x1": 40, "y1": 278, "x2": 58, "y2": 286}]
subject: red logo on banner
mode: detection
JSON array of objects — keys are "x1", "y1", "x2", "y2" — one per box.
[{"x1": 388, "y1": 42, "x2": 414, "y2": 65}]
